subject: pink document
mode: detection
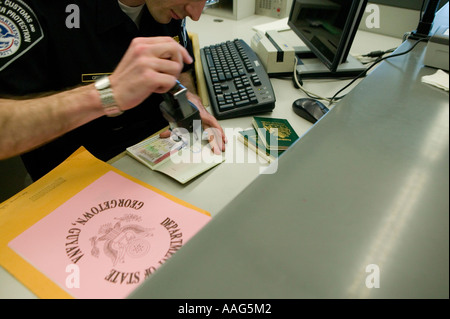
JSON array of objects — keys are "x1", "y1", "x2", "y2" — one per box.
[{"x1": 8, "y1": 171, "x2": 210, "y2": 299}]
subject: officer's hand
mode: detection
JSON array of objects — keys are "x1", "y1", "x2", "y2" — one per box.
[
  {"x1": 159, "y1": 92, "x2": 227, "y2": 155},
  {"x1": 109, "y1": 37, "x2": 193, "y2": 110},
  {"x1": 188, "y1": 92, "x2": 227, "y2": 154}
]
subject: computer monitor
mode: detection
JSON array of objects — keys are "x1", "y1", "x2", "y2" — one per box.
[{"x1": 288, "y1": 0, "x2": 368, "y2": 78}]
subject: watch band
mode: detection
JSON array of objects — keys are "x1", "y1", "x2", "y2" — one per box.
[{"x1": 95, "y1": 76, "x2": 124, "y2": 117}]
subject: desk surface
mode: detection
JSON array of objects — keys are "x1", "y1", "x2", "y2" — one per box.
[{"x1": 1, "y1": 11, "x2": 447, "y2": 298}]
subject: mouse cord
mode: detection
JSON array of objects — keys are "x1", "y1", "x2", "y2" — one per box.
[
  {"x1": 293, "y1": 38, "x2": 428, "y2": 108},
  {"x1": 292, "y1": 57, "x2": 343, "y2": 104},
  {"x1": 328, "y1": 37, "x2": 428, "y2": 107}
]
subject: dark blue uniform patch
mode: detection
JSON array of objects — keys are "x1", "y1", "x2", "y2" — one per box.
[{"x1": 0, "y1": 0, "x2": 43, "y2": 71}]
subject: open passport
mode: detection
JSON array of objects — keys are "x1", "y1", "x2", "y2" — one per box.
[{"x1": 126, "y1": 133, "x2": 224, "y2": 184}]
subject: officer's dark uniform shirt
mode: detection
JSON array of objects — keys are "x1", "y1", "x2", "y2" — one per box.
[{"x1": 0, "y1": 0, "x2": 195, "y2": 181}]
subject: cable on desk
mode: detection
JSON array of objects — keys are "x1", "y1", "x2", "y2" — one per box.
[
  {"x1": 291, "y1": 46, "x2": 400, "y2": 104},
  {"x1": 290, "y1": 37, "x2": 427, "y2": 108},
  {"x1": 292, "y1": 56, "x2": 347, "y2": 104},
  {"x1": 354, "y1": 48, "x2": 397, "y2": 65},
  {"x1": 328, "y1": 37, "x2": 428, "y2": 107}
]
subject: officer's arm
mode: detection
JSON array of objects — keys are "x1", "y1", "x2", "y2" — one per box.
[
  {"x1": 0, "y1": 85, "x2": 104, "y2": 160},
  {"x1": 0, "y1": 37, "x2": 193, "y2": 160}
]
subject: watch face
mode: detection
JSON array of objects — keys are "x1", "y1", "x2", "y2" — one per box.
[{"x1": 95, "y1": 76, "x2": 110, "y2": 90}]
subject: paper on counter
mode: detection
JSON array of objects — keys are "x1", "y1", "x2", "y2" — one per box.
[{"x1": 422, "y1": 69, "x2": 449, "y2": 92}]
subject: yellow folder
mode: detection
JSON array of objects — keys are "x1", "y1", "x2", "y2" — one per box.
[{"x1": 0, "y1": 147, "x2": 210, "y2": 299}]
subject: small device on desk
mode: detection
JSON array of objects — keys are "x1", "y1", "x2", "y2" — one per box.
[
  {"x1": 255, "y1": 0, "x2": 294, "y2": 18},
  {"x1": 160, "y1": 81, "x2": 200, "y2": 132},
  {"x1": 200, "y1": 39, "x2": 276, "y2": 120},
  {"x1": 292, "y1": 98, "x2": 329, "y2": 123},
  {"x1": 424, "y1": 25, "x2": 449, "y2": 71},
  {"x1": 251, "y1": 30, "x2": 296, "y2": 75}
]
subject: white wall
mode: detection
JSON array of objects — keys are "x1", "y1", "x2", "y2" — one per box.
[{"x1": 359, "y1": 4, "x2": 420, "y2": 39}]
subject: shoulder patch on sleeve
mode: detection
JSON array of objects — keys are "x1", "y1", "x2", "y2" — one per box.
[{"x1": 0, "y1": 0, "x2": 44, "y2": 71}]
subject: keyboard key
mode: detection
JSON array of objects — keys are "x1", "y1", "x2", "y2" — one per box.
[{"x1": 219, "y1": 103, "x2": 234, "y2": 111}]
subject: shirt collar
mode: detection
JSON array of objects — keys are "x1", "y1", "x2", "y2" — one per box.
[{"x1": 96, "y1": 0, "x2": 131, "y2": 34}]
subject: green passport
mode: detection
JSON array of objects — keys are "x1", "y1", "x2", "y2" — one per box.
[
  {"x1": 252, "y1": 117, "x2": 299, "y2": 151},
  {"x1": 238, "y1": 128, "x2": 284, "y2": 163}
]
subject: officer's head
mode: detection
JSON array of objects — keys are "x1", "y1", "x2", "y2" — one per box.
[{"x1": 144, "y1": 0, "x2": 208, "y2": 24}]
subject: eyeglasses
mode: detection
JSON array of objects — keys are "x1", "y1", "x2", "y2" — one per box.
[{"x1": 205, "y1": 0, "x2": 219, "y2": 6}]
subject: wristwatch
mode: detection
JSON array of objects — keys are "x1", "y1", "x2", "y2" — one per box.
[{"x1": 95, "y1": 76, "x2": 124, "y2": 117}]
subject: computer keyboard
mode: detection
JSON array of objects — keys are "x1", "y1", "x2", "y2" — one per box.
[{"x1": 200, "y1": 39, "x2": 276, "y2": 120}]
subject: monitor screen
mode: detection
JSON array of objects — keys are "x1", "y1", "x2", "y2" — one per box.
[{"x1": 288, "y1": 0, "x2": 368, "y2": 72}]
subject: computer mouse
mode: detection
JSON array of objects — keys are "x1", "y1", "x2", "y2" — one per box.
[{"x1": 292, "y1": 98, "x2": 329, "y2": 123}]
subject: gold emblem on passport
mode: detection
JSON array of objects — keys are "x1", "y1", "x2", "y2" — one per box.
[{"x1": 262, "y1": 122, "x2": 291, "y2": 140}]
